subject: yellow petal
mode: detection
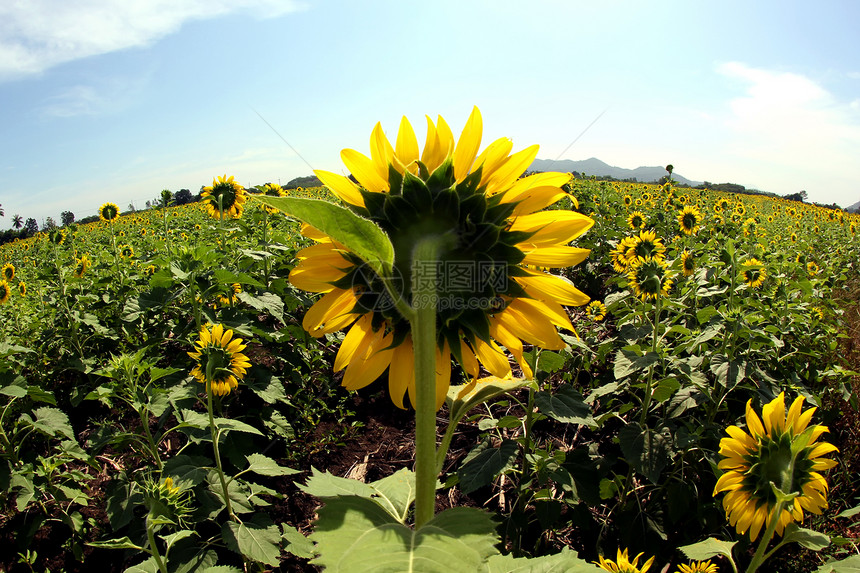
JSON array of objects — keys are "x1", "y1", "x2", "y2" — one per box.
[
  {"x1": 495, "y1": 302, "x2": 565, "y2": 350},
  {"x1": 341, "y1": 148, "x2": 389, "y2": 193},
  {"x1": 472, "y1": 337, "x2": 512, "y2": 378},
  {"x1": 473, "y1": 137, "x2": 514, "y2": 184},
  {"x1": 489, "y1": 320, "x2": 532, "y2": 379},
  {"x1": 508, "y1": 210, "x2": 595, "y2": 245},
  {"x1": 453, "y1": 106, "x2": 482, "y2": 182},
  {"x1": 369, "y1": 122, "x2": 395, "y2": 180},
  {"x1": 420, "y1": 116, "x2": 442, "y2": 172},
  {"x1": 302, "y1": 288, "x2": 358, "y2": 337},
  {"x1": 457, "y1": 337, "x2": 480, "y2": 380},
  {"x1": 388, "y1": 335, "x2": 414, "y2": 410},
  {"x1": 434, "y1": 342, "x2": 452, "y2": 410},
  {"x1": 514, "y1": 270, "x2": 590, "y2": 307},
  {"x1": 395, "y1": 116, "x2": 420, "y2": 174},
  {"x1": 745, "y1": 399, "x2": 766, "y2": 437},
  {"x1": 483, "y1": 144, "x2": 540, "y2": 196},
  {"x1": 342, "y1": 330, "x2": 395, "y2": 391},
  {"x1": 334, "y1": 314, "x2": 374, "y2": 372},
  {"x1": 314, "y1": 170, "x2": 366, "y2": 208},
  {"x1": 762, "y1": 392, "x2": 786, "y2": 434},
  {"x1": 519, "y1": 245, "x2": 590, "y2": 268}
]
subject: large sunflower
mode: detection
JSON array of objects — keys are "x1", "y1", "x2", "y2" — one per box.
[
  {"x1": 1, "y1": 262, "x2": 15, "y2": 281},
  {"x1": 627, "y1": 229, "x2": 666, "y2": 264},
  {"x1": 627, "y1": 256, "x2": 673, "y2": 301},
  {"x1": 290, "y1": 107, "x2": 593, "y2": 409},
  {"x1": 713, "y1": 392, "x2": 837, "y2": 541},
  {"x1": 741, "y1": 257, "x2": 766, "y2": 289},
  {"x1": 201, "y1": 175, "x2": 248, "y2": 219},
  {"x1": 0, "y1": 280, "x2": 10, "y2": 305},
  {"x1": 594, "y1": 548, "x2": 654, "y2": 573},
  {"x1": 98, "y1": 202, "x2": 120, "y2": 223},
  {"x1": 187, "y1": 323, "x2": 252, "y2": 396},
  {"x1": 677, "y1": 205, "x2": 702, "y2": 235}
]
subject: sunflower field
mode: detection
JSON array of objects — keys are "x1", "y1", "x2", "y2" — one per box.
[{"x1": 1, "y1": 109, "x2": 859, "y2": 573}]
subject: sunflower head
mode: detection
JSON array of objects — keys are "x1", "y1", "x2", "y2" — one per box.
[
  {"x1": 1, "y1": 263, "x2": 15, "y2": 281},
  {"x1": 119, "y1": 244, "x2": 135, "y2": 259},
  {"x1": 586, "y1": 300, "x2": 607, "y2": 321},
  {"x1": 807, "y1": 261, "x2": 819, "y2": 277},
  {"x1": 677, "y1": 205, "x2": 702, "y2": 235},
  {"x1": 681, "y1": 249, "x2": 696, "y2": 276},
  {"x1": 187, "y1": 323, "x2": 252, "y2": 396},
  {"x1": 201, "y1": 175, "x2": 248, "y2": 219},
  {"x1": 741, "y1": 257, "x2": 766, "y2": 289},
  {"x1": 17, "y1": 281, "x2": 26, "y2": 297},
  {"x1": 258, "y1": 183, "x2": 286, "y2": 214},
  {"x1": 628, "y1": 230, "x2": 666, "y2": 263},
  {"x1": 594, "y1": 548, "x2": 655, "y2": 573},
  {"x1": 628, "y1": 256, "x2": 673, "y2": 301},
  {"x1": 0, "y1": 281, "x2": 10, "y2": 305},
  {"x1": 73, "y1": 254, "x2": 90, "y2": 278},
  {"x1": 676, "y1": 561, "x2": 719, "y2": 573},
  {"x1": 713, "y1": 392, "x2": 838, "y2": 541},
  {"x1": 289, "y1": 107, "x2": 593, "y2": 409},
  {"x1": 99, "y1": 202, "x2": 120, "y2": 223},
  {"x1": 218, "y1": 283, "x2": 242, "y2": 307},
  {"x1": 627, "y1": 211, "x2": 646, "y2": 230},
  {"x1": 142, "y1": 475, "x2": 193, "y2": 528}
]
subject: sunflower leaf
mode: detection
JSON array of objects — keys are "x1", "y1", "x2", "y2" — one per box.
[
  {"x1": 678, "y1": 537, "x2": 737, "y2": 561},
  {"x1": 253, "y1": 196, "x2": 394, "y2": 277},
  {"x1": 814, "y1": 554, "x2": 860, "y2": 572},
  {"x1": 782, "y1": 523, "x2": 830, "y2": 551},
  {"x1": 482, "y1": 547, "x2": 597, "y2": 572}
]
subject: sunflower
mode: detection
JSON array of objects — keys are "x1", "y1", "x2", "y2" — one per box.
[
  {"x1": 586, "y1": 300, "x2": 607, "y2": 321},
  {"x1": 0, "y1": 281, "x2": 10, "y2": 305},
  {"x1": 741, "y1": 258, "x2": 766, "y2": 289},
  {"x1": 201, "y1": 175, "x2": 248, "y2": 219},
  {"x1": 610, "y1": 237, "x2": 638, "y2": 273},
  {"x1": 218, "y1": 283, "x2": 242, "y2": 306},
  {"x1": 628, "y1": 256, "x2": 673, "y2": 301},
  {"x1": 119, "y1": 244, "x2": 134, "y2": 259},
  {"x1": 73, "y1": 254, "x2": 90, "y2": 278},
  {"x1": 594, "y1": 548, "x2": 655, "y2": 573},
  {"x1": 623, "y1": 194, "x2": 633, "y2": 207},
  {"x1": 677, "y1": 205, "x2": 702, "y2": 235},
  {"x1": 742, "y1": 217, "x2": 758, "y2": 237},
  {"x1": 627, "y1": 211, "x2": 646, "y2": 230},
  {"x1": 1, "y1": 262, "x2": 14, "y2": 281},
  {"x1": 806, "y1": 261, "x2": 819, "y2": 277},
  {"x1": 676, "y1": 561, "x2": 718, "y2": 573},
  {"x1": 627, "y1": 230, "x2": 666, "y2": 264},
  {"x1": 681, "y1": 249, "x2": 696, "y2": 276},
  {"x1": 289, "y1": 107, "x2": 593, "y2": 409},
  {"x1": 18, "y1": 281, "x2": 26, "y2": 297},
  {"x1": 187, "y1": 323, "x2": 252, "y2": 396},
  {"x1": 713, "y1": 392, "x2": 837, "y2": 541},
  {"x1": 99, "y1": 202, "x2": 120, "y2": 223},
  {"x1": 259, "y1": 182, "x2": 286, "y2": 214}
]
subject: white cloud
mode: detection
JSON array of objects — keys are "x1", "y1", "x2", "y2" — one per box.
[
  {"x1": 0, "y1": 0, "x2": 305, "y2": 80},
  {"x1": 715, "y1": 62, "x2": 860, "y2": 205}
]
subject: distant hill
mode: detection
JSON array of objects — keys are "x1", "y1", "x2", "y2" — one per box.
[
  {"x1": 530, "y1": 158, "x2": 702, "y2": 187},
  {"x1": 847, "y1": 199, "x2": 860, "y2": 213}
]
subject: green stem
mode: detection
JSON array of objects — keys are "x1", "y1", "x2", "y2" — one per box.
[
  {"x1": 146, "y1": 514, "x2": 169, "y2": 573},
  {"x1": 205, "y1": 382, "x2": 237, "y2": 522},
  {"x1": 745, "y1": 500, "x2": 785, "y2": 573},
  {"x1": 410, "y1": 237, "x2": 444, "y2": 528},
  {"x1": 138, "y1": 406, "x2": 162, "y2": 470}
]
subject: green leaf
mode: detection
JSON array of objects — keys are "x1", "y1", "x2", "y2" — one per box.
[
  {"x1": 446, "y1": 378, "x2": 531, "y2": 429},
  {"x1": 199, "y1": 567, "x2": 243, "y2": 573},
  {"x1": 255, "y1": 196, "x2": 394, "y2": 277},
  {"x1": 299, "y1": 467, "x2": 377, "y2": 499},
  {"x1": 245, "y1": 453, "x2": 301, "y2": 477},
  {"x1": 370, "y1": 468, "x2": 416, "y2": 523},
  {"x1": 282, "y1": 524, "x2": 315, "y2": 559},
  {"x1": 535, "y1": 385, "x2": 595, "y2": 427},
  {"x1": 613, "y1": 349, "x2": 659, "y2": 380},
  {"x1": 310, "y1": 501, "x2": 498, "y2": 573},
  {"x1": 483, "y1": 547, "x2": 599, "y2": 572},
  {"x1": 618, "y1": 422, "x2": 672, "y2": 484},
  {"x1": 815, "y1": 555, "x2": 860, "y2": 572},
  {"x1": 0, "y1": 384, "x2": 26, "y2": 398},
  {"x1": 208, "y1": 472, "x2": 255, "y2": 514},
  {"x1": 537, "y1": 351, "x2": 566, "y2": 373},
  {"x1": 222, "y1": 520, "x2": 282, "y2": 566},
  {"x1": 710, "y1": 354, "x2": 746, "y2": 389},
  {"x1": 124, "y1": 557, "x2": 160, "y2": 573},
  {"x1": 214, "y1": 417, "x2": 263, "y2": 436},
  {"x1": 161, "y1": 529, "x2": 197, "y2": 552},
  {"x1": 236, "y1": 291, "x2": 285, "y2": 324},
  {"x1": 87, "y1": 536, "x2": 145, "y2": 551},
  {"x1": 837, "y1": 504, "x2": 860, "y2": 518},
  {"x1": 678, "y1": 537, "x2": 737, "y2": 561},
  {"x1": 651, "y1": 377, "x2": 681, "y2": 403},
  {"x1": 213, "y1": 269, "x2": 265, "y2": 288},
  {"x1": 782, "y1": 523, "x2": 830, "y2": 551},
  {"x1": 458, "y1": 439, "x2": 518, "y2": 494},
  {"x1": 31, "y1": 406, "x2": 74, "y2": 439}
]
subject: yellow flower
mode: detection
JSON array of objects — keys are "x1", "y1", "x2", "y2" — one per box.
[
  {"x1": 119, "y1": 244, "x2": 134, "y2": 259},
  {"x1": 677, "y1": 205, "x2": 702, "y2": 235},
  {"x1": 18, "y1": 281, "x2": 26, "y2": 297},
  {"x1": 628, "y1": 256, "x2": 673, "y2": 301},
  {"x1": 218, "y1": 283, "x2": 242, "y2": 307},
  {"x1": 291, "y1": 107, "x2": 593, "y2": 409},
  {"x1": 201, "y1": 175, "x2": 247, "y2": 219},
  {"x1": 187, "y1": 324, "x2": 252, "y2": 396},
  {"x1": 627, "y1": 230, "x2": 666, "y2": 264},
  {"x1": 676, "y1": 561, "x2": 718, "y2": 573},
  {"x1": 627, "y1": 211, "x2": 646, "y2": 230},
  {"x1": 741, "y1": 257, "x2": 765, "y2": 289},
  {"x1": 73, "y1": 254, "x2": 90, "y2": 278},
  {"x1": 807, "y1": 261, "x2": 819, "y2": 277},
  {"x1": 713, "y1": 392, "x2": 837, "y2": 541},
  {"x1": 594, "y1": 548, "x2": 655, "y2": 573},
  {"x1": 586, "y1": 300, "x2": 607, "y2": 321},
  {"x1": 681, "y1": 249, "x2": 695, "y2": 276},
  {"x1": 99, "y1": 202, "x2": 120, "y2": 222},
  {"x1": 0, "y1": 280, "x2": 10, "y2": 305},
  {"x1": 259, "y1": 182, "x2": 286, "y2": 214},
  {"x1": 1, "y1": 262, "x2": 14, "y2": 281}
]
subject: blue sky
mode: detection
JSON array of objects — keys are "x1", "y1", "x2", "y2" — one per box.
[{"x1": 2, "y1": 0, "x2": 860, "y2": 227}]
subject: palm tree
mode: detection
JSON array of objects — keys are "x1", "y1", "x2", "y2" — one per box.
[{"x1": 12, "y1": 214, "x2": 23, "y2": 229}]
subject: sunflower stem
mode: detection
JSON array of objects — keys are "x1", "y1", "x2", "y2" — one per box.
[
  {"x1": 145, "y1": 513, "x2": 169, "y2": 573},
  {"x1": 410, "y1": 236, "x2": 446, "y2": 528},
  {"x1": 205, "y1": 383, "x2": 237, "y2": 522},
  {"x1": 745, "y1": 499, "x2": 785, "y2": 573}
]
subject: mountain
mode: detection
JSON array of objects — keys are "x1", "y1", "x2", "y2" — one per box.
[
  {"x1": 846, "y1": 199, "x2": 860, "y2": 213},
  {"x1": 529, "y1": 158, "x2": 702, "y2": 187}
]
